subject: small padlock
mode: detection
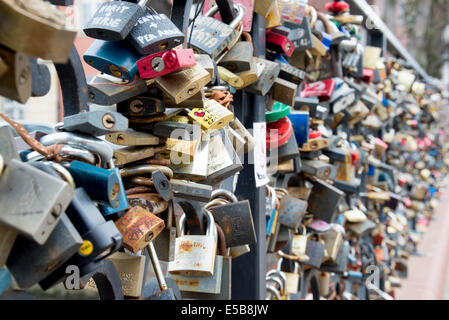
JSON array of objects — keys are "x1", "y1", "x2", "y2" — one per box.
[
  {"x1": 87, "y1": 73, "x2": 148, "y2": 106},
  {"x1": 168, "y1": 210, "x2": 217, "y2": 277},
  {"x1": 245, "y1": 57, "x2": 280, "y2": 96},
  {"x1": 117, "y1": 95, "x2": 166, "y2": 117},
  {"x1": 172, "y1": 135, "x2": 209, "y2": 180},
  {"x1": 189, "y1": 3, "x2": 245, "y2": 61},
  {"x1": 115, "y1": 206, "x2": 165, "y2": 253},
  {"x1": 137, "y1": 49, "x2": 196, "y2": 79},
  {"x1": 278, "y1": 258, "x2": 300, "y2": 295},
  {"x1": 271, "y1": 78, "x2": 298, "y2": 107},
  {"x1": 217, "y1": 66, "x2": 245, "y2": 89},
  {"x1": 188, "y1": 99, "x2": 234, "y2": 132},
  {"x1": 218, "y1": 32, "x2": 254, "y2": 73},
  {"x1": 266, "y1": 30, "x2": 294, "y2": 57},
  {"x1": 278, "y1": 194, "x2": 307, "y2": 231},
  {"x1": 127, "y1": 8, "x2": 184, "y2": 55},
  {"x1": 0, "y1": 125, "x2": 20, "y2": 163}
]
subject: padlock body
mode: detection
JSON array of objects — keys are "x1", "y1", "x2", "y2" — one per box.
[{"x1": 137, "y1": 49, "x2": 196, "y2": 79}]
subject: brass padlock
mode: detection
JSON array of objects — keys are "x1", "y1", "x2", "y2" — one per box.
[
  {"x1": 188, "y1": 99, "x2": 234, "y2": 132},
  {"x1": 0, "y1": 45, "x2": 31, "y2": 103}
]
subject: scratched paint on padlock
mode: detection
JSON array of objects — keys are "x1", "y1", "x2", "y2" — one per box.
[{"x1": 202, "y1": 0, "x2": 254, "y2": 32}]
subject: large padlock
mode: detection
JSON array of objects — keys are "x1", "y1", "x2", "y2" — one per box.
[
  {"x1": 6, "y1": 213, "x2": 83, "y2": 289},
  {"x1": 87, "y1": 73, "x2": 148, "y2": 106},
  {"x1": 63, "y1": 110, "x2": 129, "y2": 137},
  {"x1": 84, "y1": 39, "x2": 142, "y2": 81},
  {"x1": 0, "y1": 45, "x2": 31, "y2": 104},
  {"x1": 218, "y1": 32, "x2": 254, "y2": 73},
  {"x1": 83, "y1": 0, "x2": 148, "y2": 41},
  {"x1": 0, "y1": 0, "x2": 77, "y2": 63},
  {"x1": 189, "y1": 3, "x2": 245, "y2": 61},
  {"x1": 127, "y1": 8, "x2": 184, "y2": 55},
  {"x1": 278, "y1": 194, "x2": 308, "y2": 231},
  {"x1": 0, "y1": 159, "x2": 73, "y2": 245},
  {"x1": 39, "y1": 188, "x2": 123, "y2": 290},
  {"x1": 207, "y1": 189, "x2": 256, "y2": 248},
  {"x1": 168, "y1": 210, "x2": 217, "y2": 277}
]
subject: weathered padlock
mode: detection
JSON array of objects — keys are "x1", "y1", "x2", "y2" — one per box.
[
  {"x1": 0, "y1": 125, "x2": 20, "y2": 163},
  {"x1": 278, "y1": 258, "x2": 300, "y2": 295},
  {"x1": 6, "y1": 213, "x2": 83, "y2": 288},
  {"x1": 0, "y1": 0, "x2": 77, "y2": 63},
  {"x1": 307, "y1": 179, "x2": 344, "y2": 224},
  {"x1": 87, "y1": 73, "x2": 148, "y2": 106},
  {"x1": 218, "y1": 32, "x2": 254, "y2": 73},
  {"x1": 301, "y1": 159, "x2": 337, "y2": 180},
  {"x1": 29, "y1": 57, "x2": 51, "y2": 97},
  {"x1": 63, "y1": 110, "x2": 128, "y2": 137},
  {"x1": 137, "y1": 49, "x2": 196, "y2": 79},
  {"x1": 271, "y1": 78, "x2": 297, "y2": 107},
  {"x1": 106, "y1": 129, "x2": 160, "y2": 147},
  {"x1": 0, "y1": 159, "x2": 73, "y2": 245},
  {"x1": 217, "y1": 66, "x2": 245, "y2": 88},
  {"x1": 39, "y1": 188, "x2": 123, "y2": 290},
  {"x1": 152, "y1": 201, "x2": 177, "y2": 262},
  {"x1": 83, "y1": 0, "x2": 148, "y2": 41},
  {"x1": 107, "y1": 251, "x2": 146, "y2": 297},
  {"x1": 172, "y1": 135, "x2": 209, "y2": 181},
  {"x1": 154, "y1": 64, "x2": 211, "y2": 104},
  {"x1": 266, "y1": 29, "x2": 294, "y2": 57},
  {"x1": 278, "y1": 194, "x2": 308, "y2": 231},
  {"x1": 168, "y1": 210, "x2": 217, "y2": 277},
  {"x1": 115, "y1": 206, "x2": 165, "y2": 253},
  {"x1": 189, "y1": 3, "x2": 245, "y2": 61},
  {"x1": 170, "y1": 179, "x2": 212, "y2": 203},
  {"x1": 0, "y1": 45, "x2": 31, "y2": 104},
  {"x1": 127, "y1": 194, "x2": 168, "y2": 215},
  {"x1": 84, "y1": 39, "x2": 142, "y2": 81},
  {"x1": 127, "y1": 8, "x2": 184, "y2": 55},
  {"x1": 207, "y1": 189, "x2": 257, "y2": 247},
  {"x1": 113, "y1": 145, "x2": 163, "y2": 166}
]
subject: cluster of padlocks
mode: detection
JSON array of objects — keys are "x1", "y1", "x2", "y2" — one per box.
[{"x1": 0, "y1": 0, "x2": 448, "y2": 301}]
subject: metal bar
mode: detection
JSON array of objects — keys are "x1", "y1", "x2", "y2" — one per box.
[{"x1": 231, "y1": 13, "x2": 267, "y2": 300}]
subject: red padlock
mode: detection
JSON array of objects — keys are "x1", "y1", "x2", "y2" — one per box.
[
  {"x1": 266, "y1": 31, "x2": 294, "y2": 57},
  {"x1": 309, "y1": 130, "x2": 322, "y2": 139},
  {"x1": 301, "y1": 79, "x2": 336, "y2": 101},
  {"x1": 266, "y1": 117, "x2": 293, "y2": 150},
  {"x1": 136, "y1": 48, "x2": 196, "y2": 79},
  {"x1": 362, "y1": 69, "x2": 374, "y2": 83}
]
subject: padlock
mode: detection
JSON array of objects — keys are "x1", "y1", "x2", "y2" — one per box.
[
  {"x1": 113, "y1": 145, "x2": 163, "y2": 166},
  {"x1": 278, "y1": 258, "x2": 299, "y2": 295},
  {"x1": 0, "y1": 125, "x2": 20, "y2": 163},
  {"x1": 137, "y1": 49, "x2": 196, "y2": 79},
  {"x1": 150, "y1": 121, "x2": 200, "y2": 141},
  {"x1": 106, "y1": 130, "x2": 160, "y2": 147},
  {"x1": 188, "y1": 99, "x2": 234, "y2": 132},
  {"x1": 229, "y1": 117, "x2": 256, "y2": 154},
  {"x1": 235, "y1": 57, "x2": 259, "y2": 87},
  {"x1": 165, "y1": 136, "x2": 200, "y2": 164},
  {"x1": 218, "y1": 32, "x2": 253, "y2": 73},
  {"x1": 307, "y1": 179, "x2": 345, "y2": 224},
  {"x1": 115, "y1": 206, "x2": 164, "y2": 253},
  {"x1": 278, "y1": 195, "x2": 307, "y2": 231},
  {"x1": 0, "y1": 159, "x2": 73, "y2": 245},
  {"x1": 320, "y1": 240, "x2": 350, "y2": 274},
  {"x1": 346, "y1": 219, "x2": 377, "y2": 237},
  {"x1": 84, "y1": 39, "x2": 142, "y2": 81},
  {"x1": 195, "y1": 54, "x2": 216, "y2": 81},
  {"x1": 287, "y1": 110, "x2": 309, "y2": 148},
  {"x1": 321, "y1": 228, "x2": 343, "y2": 263},
  {"x1": 117, "y1": 96, "x2": 166, "y2": 117},
  {"x1": 29, "y1": 57, "x2": 51, "y2": 97},
  {"x1": 155, "y1": 64, "x2": 211, "y2": 104},
  {"x1": 204, "y1": 129, "x2": 243, "y2": 184},
  {"x1": 0, "y1": 0, "x2": 77, "y2": 63},
  {"x1": 301, "y1": 159, "x2": 337, "y2": 180},
  {"x1": 303, "y1": 234, "x2": 326, "y2": 269},
  {"x1": 152, "y1": 202, "x2": 177, "y2": 262},
  {"x1": 39, "y1": 188, "x2": 123, "y2": 290},
  {"x1": 87, "y1": 73, "x2": 148, "y2": 106},
  {"x1": 0, "y1": 268, "x2": 11, "y2": 295},
  {"x1": 107, "y1": 251, "x2": 146, "y2": 297},
  {"x1": 272, "y1": 55, "x2": 306, "y2": 85},
  {"x1": 283, "y1": 18, "x2": 313, "y2": 52},
  {"x1": 127, "y1": 8, "x2": 184, "y2": 55},
  {"x1": 65, "y1": 160, "x2": 123, "y2": 209},
  {"x1": 99, "y1": 168, "x2": 129, "y2": 218},
  {"x1": 266, "y1": 30, "x2": 294, "y2": 57},
  {"x1": 245, "y1": 57, "x2": 280, "y2": 96},
  {"x1": 179, "y1": 223, "x2": 231, "y2": 300},
  {"x1": 82, "y1": 258, "x2": 124, "y2": 300},
  {"x1": 271, "y1": 78, "x2": 297, "y2": 107},
  {"x1": 172, "y1": 135, "x2": 209, "y2": 181},
  {"x1": 0, "y1": 45, "x2": 31, "y2": 104},
  {"x1": 189, "y1": 3, "x2": 245, "y2": 61},
  {"x1": 63, "y1": 111, "x2": 128, "y2": 137},
  {"x1": 170, "y1": 179, "x2": 212, "y2": 203},
  {"x1": 127, "y1": 194, "x2": 168, "y2": 215},
  {"x1": 301, "y1": 79, "x2": 336, "y2": 101},
  {"x1": 83, "y1": 0, "x2": 148, "y2": 41},
  {"x1": 168, "y1": 210, "x2": 217, "y2": 277},
  {"x1": 6, "y1": 213, "x2": 83, "y2": 289},
  {"x1": 330, "y1": 84, "x2": 356, "y2": 114},
  {"x1": 207, "y1": 189, "x2": 256, "y2": 247}
]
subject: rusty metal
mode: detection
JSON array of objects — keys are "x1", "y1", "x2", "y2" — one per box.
[{"x1": 127, "y1": 193, "x2": 168, "y2": 215}]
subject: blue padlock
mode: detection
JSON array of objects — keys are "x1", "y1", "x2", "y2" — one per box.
[
  {"x1": 99, "y1": 168, "x2": 129, "y2": 217},
  {"x1": 83, "y1": 39, "x2": 142, "y2": 81},
  {"x1": 367, "y1": 164, "x2": 376, "y2": 176},
  {"x1": 288, "y1": 110, "x2": 309, "y2": 148},
  {"x1": 66, "y1": 160, "x2": 123, "y2": 209},
  {"x1": 321, "y1": 32, "x2": 333, "y2": 51},
  {"x1": 347, "y1": 270, "x2": 363, "y2": 281},
  {"x1": 0, "y1": 268, "x2": 11, "y2": 295}
]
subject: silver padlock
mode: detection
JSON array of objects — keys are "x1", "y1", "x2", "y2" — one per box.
[
  {"x1": 168, "y1": 210, "x2": 217, "y2": 277},
  {"x1": 0, "y1": 159, "x2": 74, "y2": 245}
]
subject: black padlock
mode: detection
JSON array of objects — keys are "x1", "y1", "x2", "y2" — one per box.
[
  {"x1": 127, "y1": 7, "x2": 184, "y2": 55},
  {"x1": 117, "y1": 96, "x2": 166, "y2": 117},
  {"x1": 83, "y1": 0, "x2": 148, "y2": 41},
  {"x1": 39, "y1": 188, "x2": 123, "y2": 290},
  {"x1": 320, "y1": 241, "x2": 350, "y2": 274},
  {"x1": 307, "y1": 179, "x2": 345, "y2": 224},
  {"x1": 29, "y1": 57, "x2": 51, "y2": 97}
]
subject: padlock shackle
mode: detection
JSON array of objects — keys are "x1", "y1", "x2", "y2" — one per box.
[
  {"x1": 215, "y1": 223, "x2": 227, "y2": 257},
  {"x1": 43, "y1": 161, "x2": 76, "y2": 189},
  {"x1": 204, "y1": 3, "x2": 245, "y2": 30},
  {"x1": 120, "y1": 164, "x2": 174, "y2": 179},
  {"x1": 266, "y1": 285, "x2": 281, "y2": 300},
  {"x1": 211, "y1": 189, "x2": 238, "y2": 203}
]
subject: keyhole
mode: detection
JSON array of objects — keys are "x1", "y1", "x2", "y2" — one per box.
[
  {"x1": 117, "y1": 134, "x2": 125, "y2": 143},
  {"x1": 102, "y1": 114, "x2": 116, "y2": 129},
  {"x1": 188, "y1": 87, "x2": 196, "y2": 95},
  {"x1": 158, "y1": 41, "x2": 168, "y2": 50},
  {"x1": 109, "y1": 183, "x2": 120, "y2": 200}
]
